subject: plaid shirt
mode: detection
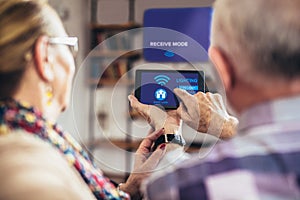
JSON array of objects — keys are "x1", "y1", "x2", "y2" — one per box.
[{"x1": 144, "y1": 95, "x2": 300, "y2": 200}]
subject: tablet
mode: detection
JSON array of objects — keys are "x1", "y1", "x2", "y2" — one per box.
[{"x1": 135, "y1": 70, "x2": 206, "y2": 109}]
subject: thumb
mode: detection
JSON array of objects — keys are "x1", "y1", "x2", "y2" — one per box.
[
  {"x1": 128, "y1": 94, "x2": 138, "y2": 108},
  {"x1": 128, "y1": 95, "x2": 147, "y2": 112}
]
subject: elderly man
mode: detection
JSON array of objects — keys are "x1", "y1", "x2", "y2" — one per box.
[{"x1": 143, "y1": 0, "x2": 300, "y2": 199}]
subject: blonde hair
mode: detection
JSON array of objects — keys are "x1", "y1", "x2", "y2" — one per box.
[
  {"x1": 211, "y1": 0, "x2": 300, "y2": 85},
  {"x1": 0, "y1": 0, "x2": 59, "y2": 97}
]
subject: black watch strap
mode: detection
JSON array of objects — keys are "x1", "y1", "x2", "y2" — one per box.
[{"x1": 152, "y1": 134, "x2": 186, "y2": 151}]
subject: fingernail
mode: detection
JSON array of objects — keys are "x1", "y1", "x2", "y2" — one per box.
[{"x1": 160, "y1": 143, "x2": 166, "y2": 150}]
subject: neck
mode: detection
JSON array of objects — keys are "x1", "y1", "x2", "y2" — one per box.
[
  {"x1": 229, "y1": 77, "x2": 300, "y2": 115},
  {"x1": 13, "y1": 87, "x2": 59, "y2": 123},
  {"x1": 12, "y1": 66, "x2": 60, "y2": 122}
]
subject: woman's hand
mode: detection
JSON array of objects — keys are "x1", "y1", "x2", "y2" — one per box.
[
  {"x1": 128, "y1": 95, "x2": 181, "y2": 134},
  {"x1": 120, "y1": 128, "x2": 167, "y2": 199},
  {"x1": 174, "y1": 88, "x2": 238, "y2": 139}
]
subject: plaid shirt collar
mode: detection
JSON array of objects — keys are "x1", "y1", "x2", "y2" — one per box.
[{"x1": 238, "y1": 95, "x2": 300, "y2": 134}]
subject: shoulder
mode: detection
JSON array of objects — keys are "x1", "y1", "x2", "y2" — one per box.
[
  {"x1": 144, "y1": 134, "x2": 300, "y2": 200},
  {"x1": 0, "y1": 131, "x2": 96, "y2": 200}
]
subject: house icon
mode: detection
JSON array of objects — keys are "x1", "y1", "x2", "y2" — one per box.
[{"x1": 155, "y1": 89, "x2": 167, "y2": 101}]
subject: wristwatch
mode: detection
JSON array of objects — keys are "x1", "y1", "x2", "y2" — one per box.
[{"x1": 152, "y1": 134, "x2": 186, "y2": 151}]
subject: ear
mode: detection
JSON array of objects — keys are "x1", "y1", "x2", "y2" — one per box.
[
  {"x1": 34, "y1": 35, "x2": 54, "y2": 82},
  {"x1": 208, "y1": 46, "x2": 236, "y2": 91}
]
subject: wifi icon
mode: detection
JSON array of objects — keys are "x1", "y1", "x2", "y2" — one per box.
[
  {"x1": 164, "y1": 50, "x2": 175, "y2": 57},
  {"x1": 154, "y1": 74, "x2": 170, "y2": 86}
]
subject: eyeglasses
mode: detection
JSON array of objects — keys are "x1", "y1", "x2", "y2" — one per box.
[{"x1": 48, "y1": 37, "x2": 78, "y2": 57}]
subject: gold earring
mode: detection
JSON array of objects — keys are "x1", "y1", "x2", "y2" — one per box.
[
  {"x1": 24, "y1": 51, "x2": 32, "y2": 62},
  {"x1": 46, "y1": 85, "x2": 53, "y2": 106}
]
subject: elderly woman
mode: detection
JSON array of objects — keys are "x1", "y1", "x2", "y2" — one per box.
[{"x1": 0, "y1": 0, "x2": 167, "y2": 199}]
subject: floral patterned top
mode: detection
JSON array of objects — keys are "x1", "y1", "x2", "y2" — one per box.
[{"x1": 0, "y1": 98, "x2": 130, "y2": 200}]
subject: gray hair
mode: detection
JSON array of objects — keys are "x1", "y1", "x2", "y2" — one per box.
[{"x1": 211, "y1": 0, "x2": 300, "y2": 84}]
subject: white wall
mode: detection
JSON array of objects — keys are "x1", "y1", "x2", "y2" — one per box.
[{"x1": 97, "y1": 0, "x2": 213, "y2": 24}]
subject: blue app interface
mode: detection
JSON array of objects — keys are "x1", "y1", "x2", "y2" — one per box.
[
  {"x1": 143, "y1": 7, "x2": 212, "y2": 62},
  {"x1": 139, "y1": 71, "x2": 203, "y2": 108}
]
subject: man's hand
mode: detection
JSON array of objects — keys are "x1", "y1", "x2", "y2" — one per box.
[
  {"x1": 128, "y1": 95, "x2": 181, "y2": 134},
  {"x1": 174, "y1": 88, "x2": 238, "y2": 139}
]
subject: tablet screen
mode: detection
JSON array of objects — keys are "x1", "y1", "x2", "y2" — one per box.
[{"x1": 135, "y1": 70, "x2": 206, "y2": 109}]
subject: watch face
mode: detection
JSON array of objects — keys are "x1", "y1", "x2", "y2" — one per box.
[
  {"x1": 151, "y1": 134, "x2": 186, "y2": 151},
  {"x1": 135, "y1": 70, "x2": 206, "y2": 109}
]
